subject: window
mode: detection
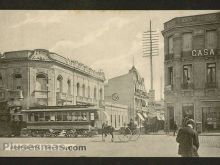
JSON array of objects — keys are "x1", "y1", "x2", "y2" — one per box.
[
  {"x1": 115, "y1": 115, "x2": 117, "y2": 128},
  {"x1": 168, "y1": 67, "x2": 173, "y2": 86},
  {"x1": 76, "y1": 83, "x2": 80, "y2": 96},
  {"x1": 94, "y1": 87, "x2": 97, "y2": 99},
  {"x1": 56, "y1": 75, "x2": 63, "y2": 92},
  {"x1": 82, "y1": 84, "x2": 85, "y2": 97},
  {"x1": 206, "y1": 30, "x2": 217, "y2": 49},
  {"x1": 63, "y1": 112, "x2": 68, "y2": 121},
  {"x1": 207, "y1": 63, "x2": 216, "y2": 83},
  {"x1": 67, "y1": 80, "x2": 71, "y2": 95},
  {"x1": 99, "y1": 88, "x2": 103, "y2": 100},
  {"x1": 56, "y1": 112, "x2": 62, "y2": 121},
  {"x1": 168, "y1": 36, "x2": 173, "y2": 54},
  {"x1": 90, "y1": 113, "x2": 95, "y2": 120},
  {"x1": 0, "y1": 74, "x2": 3, "y2": 87},
  {"x1": 182, "y1": 103, "x2": 194, "y2": 120},
  {"x1": 183, "y1": 65, "x2": 192, "y2": 84},
  {"x1": 36, "y1": 74, "x2": 47, "y2": 91},
  {"x1": 119, "y1": 115, "x2": 120, "y2": 126},
  {"x1": 182, "y1": 33, "x2": 192, "y2": 51},
  {"x1": 88, "y1": 86, "x2": 90, "y2": 98},
  {"x1": 13, "y1": 74, "x2": 22, "y2": 90}
]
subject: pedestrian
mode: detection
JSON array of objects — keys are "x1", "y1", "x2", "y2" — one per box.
[
  {"x1": 176, "y1": 119, "x2": 199, "y2": 157},
  {"x1": 173, "y1": 121, "x2": 178, "y2": 136}
]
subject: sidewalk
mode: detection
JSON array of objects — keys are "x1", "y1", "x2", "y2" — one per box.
[
  {"x1": 143, "y1": 130, "x2": 220, "y2": 136},
  {"x1": 199, "y1": 132, "x2": 220, "y2": 136}
]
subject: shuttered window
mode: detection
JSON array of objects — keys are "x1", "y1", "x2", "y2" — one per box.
[
  {"x1": 183, "y1": 33, "x2": 192, "y2": 51},
  {"x1": 168, "y1": 36, "x2": 173, "y2": 54},
  {"x1": 206, "y1": 30, "x2": 217, "y2": 49}
]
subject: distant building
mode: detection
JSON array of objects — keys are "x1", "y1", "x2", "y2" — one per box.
[
  {"x1": 162, "y1": 12, "x2": 220, "y2": 132},
  {"x1": 0, "y1": 49, "x2": 105, "y2": 128},
  {"x1": 100, "y1": 102, "x2": 128, "y2": 129},
  {"x1": 104, "y1": 66, "x2": 149, "y2": 126}
]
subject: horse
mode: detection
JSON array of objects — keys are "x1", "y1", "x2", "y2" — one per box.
[{"x1": 101, "y1": 125, "x2": 115, "y2": 142}]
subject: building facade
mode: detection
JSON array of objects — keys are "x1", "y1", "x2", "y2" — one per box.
[
  {"x1": 0, "y1": 49, "x2": 105, "y2": 128},
  {"x1": 104, "y1": 66, "x2": 149, "y2": 126},
  {"x1": 162, "y1": 12, "x2": 220, "y2": 132},
  {"x1": 100, "y1": 102, "x2": 128, "y2": 129}
]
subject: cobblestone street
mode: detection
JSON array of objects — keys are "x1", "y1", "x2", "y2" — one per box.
[{"x1": 0, "y1": 135, "x2": 219, "y2": 157}]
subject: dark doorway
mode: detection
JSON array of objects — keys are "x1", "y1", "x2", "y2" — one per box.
[{"x1": 168, "y1": 106, "x2": 174, "y2": 130}]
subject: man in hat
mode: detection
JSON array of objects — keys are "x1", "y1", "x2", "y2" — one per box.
[{"x1": 176, "y1": 119, "x2": 199, "y2": 157}]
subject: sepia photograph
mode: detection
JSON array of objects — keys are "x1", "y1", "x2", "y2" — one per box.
[{"x1": 0, "y1": 10, "x2": 219, "y2": 157}]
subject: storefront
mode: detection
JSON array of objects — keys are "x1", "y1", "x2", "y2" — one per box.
[{"x1": 201, "y1": 101, "x2": 220, "y2": 132}]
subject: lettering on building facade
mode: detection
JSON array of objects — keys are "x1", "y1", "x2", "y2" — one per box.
[{"x1": 191, "y1": 49, "x2": 215, "y2": 57}]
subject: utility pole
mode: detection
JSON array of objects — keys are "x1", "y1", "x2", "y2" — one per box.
[{"x1": 142, "y1": 20, "x2": 159, "y2": 102}]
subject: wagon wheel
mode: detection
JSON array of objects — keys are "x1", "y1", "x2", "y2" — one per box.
[
  {"x1": 130, "y1": 127, "x2": 141, "y2": 141},
  {"x1": 117, "y1": 127, "x2": 132, "y2": 142}
]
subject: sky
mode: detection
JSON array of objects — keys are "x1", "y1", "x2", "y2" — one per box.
[{"x1": 0, "y1": 10, "x2": 219, "y2": 100}]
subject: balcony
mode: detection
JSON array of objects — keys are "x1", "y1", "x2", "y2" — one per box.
[
  {"x1": 66, "y1": 94, "x2": 73, "y2": 102},
  {"x1": 165, "y1": 85, "x2": 173, "y2": 91},
  {"x1": 56, "y1": 92, "x2": 67, "y2": 100},
  {"x1": 8, "y1": 89, "x2": 23, "y2": 100},
  {"x1": 205, "y1": 82, "x2": 217, "y2": 89},
  {"x1": 76, "y1": 96, "x2": 93, "y2": 104},
  {"x1": 181, "y1": 83, "x2": 194, "y2": 90},
  {"x1": 34, "y1": 90, "x2": 48, "y2": 99}
]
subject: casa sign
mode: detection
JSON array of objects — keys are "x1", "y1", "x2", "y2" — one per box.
[{"x1": 192, "y1": 49, "x2": 215, "y2": 57}]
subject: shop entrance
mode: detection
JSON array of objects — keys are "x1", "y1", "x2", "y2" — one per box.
[{"x1": 202, "y1": 107, "x2": 220, "y2": 132}]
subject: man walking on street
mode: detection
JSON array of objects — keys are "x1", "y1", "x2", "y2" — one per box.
[
  {"x1": 173, "y1": 121, "x2": 178, "y2": 136},
  {"x1": 176, "y1": 119, "x2": 199, "y2": 157}
]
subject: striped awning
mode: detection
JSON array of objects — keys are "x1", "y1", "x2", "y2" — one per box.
[
  {"x1": 142, "y1": 112, "x2": 148, "y2": 118},
  {"x1": 137, "y1": 113, "x2": 145, "y2": 121}
]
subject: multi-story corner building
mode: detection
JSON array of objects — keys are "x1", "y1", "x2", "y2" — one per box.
[
  {"x1": 104, "y1": 66, "x2": 149, "y2": 126},
  {"x1": 162, "y1": 12, "x2": 220, "y2": 132},
  {"x1": 0, "y1": 49, "x2": 105, "y2": 128}
]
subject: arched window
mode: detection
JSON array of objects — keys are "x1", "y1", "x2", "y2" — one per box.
[
  {"x1": 88, "y1": 86, "x2": 90, "y2": 98},
  {"x1": 13, "y1": 74, "x2": 22, "y2": 90},
  {"x1": 94, "y1": 87, "x2": 97, "y2": 99},
  {"x1": 99, "y1": 88, "x2": 103, "y2": 100},
  {"x1": 76, "y1": 83, "x2": 80, "y2": 96},
  {"x1": 0, "y1": 74, "x2": 3, "y2": 87},
  {"x1": 56, "y1": 75, "x2": 63, "y2": 92},
  {"x1": 67, "y1": 80, "x2": 71, "y2": 95},
  {"x1": 82, "y1": 84, "x2": 86, "y2": 97},
  {"x1": 36, "y1": 73, "x2": 47, "y2": 91}
]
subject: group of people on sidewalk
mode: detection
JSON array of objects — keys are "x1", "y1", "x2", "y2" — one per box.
[{"x1": 174, "y1": 117, "x2": 200, "y2": 157}]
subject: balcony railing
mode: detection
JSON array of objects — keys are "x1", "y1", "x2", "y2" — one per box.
[
  {"x1": 165, "y1": 85, "x2": 173, "y2": 91},
  {"x1": 205, "y1": 82, "x2": 217, "y2": 89},
  {"x1": 34, "y1": 90, "x2": 48, "y2": 99},
  {"x1": 56, "y1": 92, "x2": 67, "y2": 100},
  {"x1": 66, "y1": 94, "x2": 73, "y2": 101},
  {"x1": 181, "y1": 83, "x2": 194, "y2": 90},
  {"x1": 76, "y1": 96, "x2": 93, "y2": 104}
]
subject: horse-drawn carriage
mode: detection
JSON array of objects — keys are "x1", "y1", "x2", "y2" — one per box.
[{"x1": 101, "y1": 120, "x2": 141, "y2": 142}]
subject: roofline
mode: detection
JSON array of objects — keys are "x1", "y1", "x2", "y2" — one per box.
[{"x1": 164, "y1": 12, "x2": 220, "y2": 26}]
